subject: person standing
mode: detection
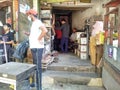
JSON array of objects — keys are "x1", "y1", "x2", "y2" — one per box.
[
  {"x1": 0, "y1": 24, "x2": 14, "y2": 63},
  {"x1": 70, "y1": 28, "x2": 77, "y2": 42},
  {"x1": 69, "y1": 28, "x2": 78, "y2": 52},
  {"x1": 26, "y1": 9, "x2": 47, "y2": 90},
  {"x1": 6, "y1": 23, "x2": 16, "y2": 43},
  {"x1": 54, "y1": 21, "x2": 62, "y2": 51},
  {"x1": 60, "y1": 19, "x2": 70, "y2": 53}
]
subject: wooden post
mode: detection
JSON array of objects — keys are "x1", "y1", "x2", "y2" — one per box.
[
  {"x1": 104, "y1": 7, "x2": 109, "y2": 43},
  {"x1": 110, "y1": 17, "x2": 114, "y2": 45},
  {"x1": 118, "y1": 5, "x2": 120, "y2": 47}
]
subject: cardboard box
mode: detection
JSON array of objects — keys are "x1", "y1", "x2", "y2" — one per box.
[
  {"x1": 81, "y1": 45, "x2": 87, "y2": 52},
  {"x1": 81, "y1": 37, "x2": 87, "y2": 44},
  {"x1": 80, "y1": 52, "x2": 87, "y2": 60}
]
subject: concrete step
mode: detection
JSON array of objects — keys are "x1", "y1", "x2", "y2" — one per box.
[
  {"x1": 42, "y1": 70, "x2": 101, "y2": 85},
  {"x1": 42, "y1": 84, "x2": 106, "y2": 90},
  {"x1": 47, "y1": 53, "x2": 95, "y2": 72},
  {"x1": 47, "y1": 64, "x2": 95, "y2": 72},
  {"x1": 0, "y1": 82, "x2": 105, "y2": 90}
]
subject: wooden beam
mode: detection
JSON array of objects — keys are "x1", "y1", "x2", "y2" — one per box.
[
  {"x1": 42, "y1": 0, "x2": 74, "y2": 3},
  {"x1": 0, "y1": 0, "x2": 11, "y2": 3},
  {"x1": 103, "y1": 0, "x2": 120, "y2": 8},
  {"x1": 80, "y1": 0, "x2": 91, "y2": 3},
  {"x1": 105, "y1": 8, "x2": 118, "y2": 15},
  {"x1": 52, "y1": 6, "x2": 89, "y2": 11},
  {"x1": 118, "y1": 6, "x2": 120, "y2": 47},
  {"x1": 0, "y1": 0, "x2": 12, "y2": 9},
  {"x1": 110, "y1": 18, "x2": 114, "y2": 45},
  {"x1": 51, "y1": 3, "x2": 93, "y2": 11}
]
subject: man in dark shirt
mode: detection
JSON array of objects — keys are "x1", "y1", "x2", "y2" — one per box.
[
  {"x1": 60, "y1": 19, "x2": 70, "y2": 53},
  {"x1": 6, "y1": 23, "x2": 15, "y2": 42},
  {"x1": 0, "y1": 24, "x2": 14, "y2": 63}
]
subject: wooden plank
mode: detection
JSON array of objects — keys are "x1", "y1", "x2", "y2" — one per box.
[
  {"x1": 0, "y1": 0, "x2": 12, "y2": 9},
  {"x1": 104, "y1": 8, "x2": 109, "y2": 42},
  {"x1": 0, "y1": 0, "x2": 11, "y2": 3},
  {"x1": 103, "y1": 0, "x2": 120, "y2": 8},
  {"x1": 80, "y1": 0, "x2": 91, "y2": 3},
  {"x1": 42, "y1": 57, "x2": 54, "y2": 69},
  {"x1": 52, "y1": 6, "x2": 89, "y2": 11},
  {"x1": 42, "y1": 0, "x2": 73, "y2": 3},
  {"x1": 105, "y1": 7, "x2": 118, "y2": 15},
  {"x1": 118, "y1": 6, "x2": 120, "y2": 47},
  {"x1": 110, "y1": 18, "x2": 114, "y2": 45}
]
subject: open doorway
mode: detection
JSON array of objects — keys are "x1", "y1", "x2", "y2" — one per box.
[
  {"x1": 52, "y1": 9, "x2": 72, "y2": 33},
  {"x1": 52, "y1": 9, "x2": 72, "y2": 52}
]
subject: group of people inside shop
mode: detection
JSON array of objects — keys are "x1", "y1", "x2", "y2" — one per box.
[{"x1": 53, "y1": 19, "x2": 78, "y2": 53}]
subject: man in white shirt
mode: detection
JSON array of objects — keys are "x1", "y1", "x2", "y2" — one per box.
[
  {"x1": 70, "y1": 28, "x2": 77, "y2": 42},
  {"x1": 26, "y1": 9, "x2": 47, "y2": 90},
  {"x1": 69, "y1": 28, "x2": 77, "y2": 52}
]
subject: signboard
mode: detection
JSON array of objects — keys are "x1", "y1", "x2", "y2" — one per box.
[{"x1": 108, "y1": 47, "x2": 113, "y2": 58}]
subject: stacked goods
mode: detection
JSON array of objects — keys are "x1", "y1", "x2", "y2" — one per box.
[{"x1": 42, "y1": 54, "x2": 54, "y2": 69}]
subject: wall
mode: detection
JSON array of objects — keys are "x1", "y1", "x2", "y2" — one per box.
[
  {"x1": 102, "y1": 67, "x2": 120, "y2": 90},
  {"x1": 18, "y1": 0, "x2": 33, "y2": 42},
  {"x1": 0, "y1": 10, "x2": 5, "y2": 25},
  {"x1": 72, "y1": 0, "x2": 110, "y2": 30},
  {"x1": 103, "y1": 43, "x2": 120, "y2": 90}
]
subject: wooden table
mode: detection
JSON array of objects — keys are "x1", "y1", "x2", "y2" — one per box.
[{"x1": 0, "y1": 62, "x2": 36, "y2": 90}]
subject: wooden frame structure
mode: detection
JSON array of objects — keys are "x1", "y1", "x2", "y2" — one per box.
[
  {"x1": 103, "y1": 0, "x2": 120, "y2": 46},
  {"x1": 102, "y1": 0, "x2": 120, "y2": 88}
]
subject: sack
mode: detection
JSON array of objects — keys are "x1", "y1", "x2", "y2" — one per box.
[{"x1": 13, "y1": 39, "x2": 29, "y2": 62}]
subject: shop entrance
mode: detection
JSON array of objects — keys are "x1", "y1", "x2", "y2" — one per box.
[
  {"x1": 52, "y1": 9, "x2": 72, "y2": 33},
  {"x1": 52, "y1": 9, "x2": 72, "y2": 52}
]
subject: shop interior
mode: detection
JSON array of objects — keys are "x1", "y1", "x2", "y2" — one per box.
[{"x1": 51, "y1": 8, "x2": 90, "y2": 60}]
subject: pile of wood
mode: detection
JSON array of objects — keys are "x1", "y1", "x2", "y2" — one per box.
[
  {"x1": 26, "y1": 48, "x2": 60, "y2": 70},
  {"x1": 42, "y1": 51, "x2": 59, "y2": 69},
  {"x1": 42, "y1": 54, "x2": 54, "y2": 69},
  {"x1": 26, "y1": 48, "x2": 56, "y2": 69}
]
